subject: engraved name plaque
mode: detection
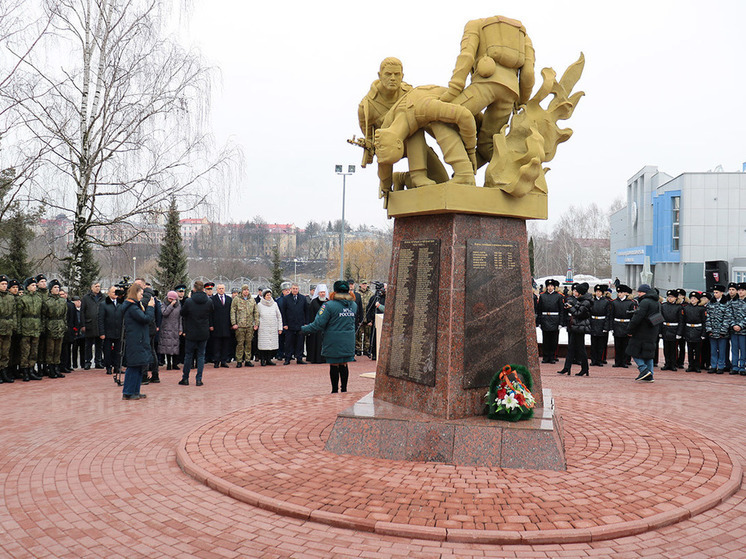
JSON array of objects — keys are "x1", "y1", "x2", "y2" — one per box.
[
  {"x1": 387, "y1": 239, "x2": 440, "y2": 386},
  {"x1": 463, "y1": 239, "x2": 528, "y2": 388}
]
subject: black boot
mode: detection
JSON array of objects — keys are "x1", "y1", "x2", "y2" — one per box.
[
  {"x1": 53, "y1": 364, "x2": 65, "y2": 378},
  {"x1": 141, "y1": 371, "x2": 150, "y2": 384},
  {"x1": 340, "y1": 364, "x2": 349, "y2": 393},
  {"x1": 0, "y1": 368, "x2": 13, "y2": 383},
  {"x1": 28, "y1": 367, "x2": 43, "y2": 381},
  {"x1": 22, "y1": 367, "x2": 30, "y2": 382},
  {"x1": 329, "y1": 365, "x2": 339, "y2": 393}
]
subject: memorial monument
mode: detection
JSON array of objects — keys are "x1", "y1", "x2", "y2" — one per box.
[{"x1": 331, "y1": 15, "x2": 584, "y2": 470}]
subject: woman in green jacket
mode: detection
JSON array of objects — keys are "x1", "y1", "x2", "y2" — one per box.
[{"x1": 301, "y1": 280, "x2": 357, "y2": 393}]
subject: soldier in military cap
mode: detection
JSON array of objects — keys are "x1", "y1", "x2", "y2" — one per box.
[
  {"x1": 589, "y1": 284, "x2": 612, "y2": 367},
  {"x1": 660, "y1": 289, "x2": 683, "y2": 371},
  {"x1": 727, "y1": 282, "x2": 746, "y2": 375},
  {"x1": 18, "y1": 277, "x2": 43, "y2": 381},
  {"x1": 357, "y1": 280, "x2": 374, "y2": 357},
  {"x1": 675, "y1": 288, "x2": 688, "y2": 368},
  {"x1": 682, "y1": 291, "x2": 706, "y2": 372},
  {"x1": 535, "y1": 278, "x2": 563, "y2": 363},
  {"x1": 611, "y1": 284, "x2": 637, "y2": 368},
  {"x1": 0, "y1": 275, "x2": 16, "y2": 383},
  {"x1": 7, "y1": 279, "x2": 21, "y2": 378},
  {"x1": 706, "y1": 284, "x2": 729, "y2": 374},
  {"x1": 35, "y1": 274, "x2": 49, "y2": 376},
  {"x1": 42, "y1": 279, "x2": 68, "y2": 378}
]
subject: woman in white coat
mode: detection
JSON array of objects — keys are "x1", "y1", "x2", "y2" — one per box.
[{"x1": 256, "y1": 289, "x2": 283, "y2": 366}]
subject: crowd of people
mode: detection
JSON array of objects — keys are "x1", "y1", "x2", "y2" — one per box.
[
  {"x1": 0, "y1": 273, "x2": 385, "y2": 397},
  {"x1": 536, "y1": 279, "x2": 746, "y2": 383}
]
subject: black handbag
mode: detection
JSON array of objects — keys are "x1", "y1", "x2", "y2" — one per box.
[{"x1": 648, "y1": 312, "x2": 664, "y2": 326}]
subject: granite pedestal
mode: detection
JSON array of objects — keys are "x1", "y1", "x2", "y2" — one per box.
[{"x1": 327, "y1": 213, "x2": 565, "y2": 470}]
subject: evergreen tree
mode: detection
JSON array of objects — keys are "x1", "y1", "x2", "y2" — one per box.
[
  {"x1": 153, "y1": 198, "x2": 189, "y2": 293},
  {"x1": 344, "y1": 259, "x2": 353, "y2": 281},
  {"x1": 61, "y1": 237, "x2": 101, "y2": 296},
  {"x1": 528, "y1": 236, "x2": 535, "y2": 277},
  {"x1": 270, "y1": 245, "x2": 284, "y2": 296},
  {"x1": 0, "y1": 210, "x2": 35, "y2": 281}
]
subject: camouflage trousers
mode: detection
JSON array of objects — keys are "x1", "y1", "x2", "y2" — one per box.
[
  {"x1": 356, "y1": 323, "x2": 372, "y2": 353},
  {"x1": 0, "y1": 334, "x2": 11, "y2": 368},
  {"x1": 235, "y1": 328, "x2": 255, "y2": 363},
  {"x1": 20, "y1": 336, "x2": 39, "y2": 368},
  {"x1": 46, "y1": 336, "x2": 63, "y2": 365}
]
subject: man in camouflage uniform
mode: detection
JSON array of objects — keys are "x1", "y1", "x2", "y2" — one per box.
[
  {"x1": 357, "y1": 280, "x2": 374, "y2": 357},
  {"x1": 230, "y1": 284, "x2": 259, "y2": 368},
  {"x1": 7, "y1": 279, "x2": 21, "y2": 378},
  {"x1": 42, "y1": 279, "x2": 68, "y2": 378},
  {"x1": 35, "y1": 274, "x2": 49, "y2": 376},
  {"x1": 0, "y1": 275, "x2": 16, "y2": 383},
  {"x1": 18, "y1": 277, "x2": 43, "y2": 381}
]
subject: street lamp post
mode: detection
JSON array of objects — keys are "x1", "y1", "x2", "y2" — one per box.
[
  {"x1": 133, "y1": 256, "x2": 137, "y2": 279},
  {"x1": 335, "y1": 164, "x2": 355, "y2": 281},
  {"x1": 294, "y1": 258, "x2": 298, "y2": 283}
]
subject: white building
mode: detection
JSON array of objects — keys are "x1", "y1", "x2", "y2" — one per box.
[{"x1": 610, "y1": 165, "x2": 746, "y2": 292}]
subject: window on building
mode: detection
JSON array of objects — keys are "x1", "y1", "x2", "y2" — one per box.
[
  {"x1": 733, "y1": 269, "x2": 746, "y2": 284},
  {"x1": 672, "y1": 196, "x2": 680, "y2": 251}
]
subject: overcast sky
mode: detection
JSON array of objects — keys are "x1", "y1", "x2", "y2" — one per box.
[{"x1": 185, "y1": 1, "x2": 746, "y2": 231}]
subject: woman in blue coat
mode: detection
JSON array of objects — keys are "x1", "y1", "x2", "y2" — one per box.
[
  {"x1": 121, "y1": 283, "x2": 155, "y2": 400},
  {"x1": 301, "y1": 280, "x2": 357, "y2": 393}
]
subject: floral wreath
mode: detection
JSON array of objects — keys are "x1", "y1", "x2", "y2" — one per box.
[{"x1": 485, "y1": 364, "x2": 536, "y2": 422}]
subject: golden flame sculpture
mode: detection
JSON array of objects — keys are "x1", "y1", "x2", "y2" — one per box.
[{"x1": 485, "y1": 53, "x2": 585, "y2": 197}]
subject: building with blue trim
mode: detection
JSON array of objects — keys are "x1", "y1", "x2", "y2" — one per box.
[{"x1": 610, "y1": 165, "x2": 746, "y2": 291}]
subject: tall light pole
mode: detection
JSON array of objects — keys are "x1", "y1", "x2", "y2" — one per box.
[
  {"x1": 133, "y1": 256, "x2": 137, "y2": 279},
  {"x1": 294, "y1": 258, "x2": 298, "y2": 283},
  {"x1": 335, "y1": 164, "x2": 355, "y2": 280}
]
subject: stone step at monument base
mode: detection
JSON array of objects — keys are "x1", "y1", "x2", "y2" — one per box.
[{"x1": 325, "y1": 390, "x2": 565, "y2": 471}]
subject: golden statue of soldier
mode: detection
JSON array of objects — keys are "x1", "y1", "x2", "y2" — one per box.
[{"x1": 350, "y1": 15, "x2": 584, "y2": 220}]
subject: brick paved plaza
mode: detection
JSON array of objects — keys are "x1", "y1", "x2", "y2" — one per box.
[{"x1": 1, "y1": 360, "x2": 745, "y2": 558}]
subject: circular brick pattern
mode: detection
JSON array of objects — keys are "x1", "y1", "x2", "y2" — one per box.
[{"x1": 177, "y1": 395, "x2": 742, "y2": 543}]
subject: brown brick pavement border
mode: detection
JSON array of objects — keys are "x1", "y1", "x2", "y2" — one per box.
[{"x1": 176, "y1": 395, "x2": 743, "y2": 545}]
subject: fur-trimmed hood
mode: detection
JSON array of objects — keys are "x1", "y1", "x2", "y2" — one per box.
[{"x1": 331, "y1": 292, "x2": 355, "y2": 301}]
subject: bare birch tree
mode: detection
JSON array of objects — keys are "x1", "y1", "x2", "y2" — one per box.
[{"x1": 11, "y1": 0, "x2": 236, "y2": 291}]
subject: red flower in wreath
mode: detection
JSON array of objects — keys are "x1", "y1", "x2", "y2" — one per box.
[{"x1": 497, "y1": 388, "x2": 507, "y2": 400}]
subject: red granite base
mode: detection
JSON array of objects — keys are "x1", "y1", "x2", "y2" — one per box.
[
  {"x1": 374, "y1": 214, "x2": 542, "y2": 419},
  {"x1": 325, "y1": 390, "x2": 565, "y2": 470}
]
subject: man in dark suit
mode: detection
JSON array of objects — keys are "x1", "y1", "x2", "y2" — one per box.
[
  {"x1": 210, "y1": 283, "x2": 233, "y2": 367},
  {"x1": 281, "y1": 282, "x2": 309, "y2": 365}
]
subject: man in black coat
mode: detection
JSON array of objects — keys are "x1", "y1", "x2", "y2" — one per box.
[
  {"x1": 348, "y1": 279, "x2": 364, "y2": 355},
  {"x1": 80, "y1": 281, "x2": 104, "y2": 369},
  {"x1": 281, "y1": 282, "x2": 309, "y2": 365},
  {"x1": 179, "y1": 280, "x2": 214, "y2": 386},
  {"x1": 210, "y1": 283, "x2": 233, "y2": 367},
  {"x1": 97, "y1": 285, "x2": 125, "y2": 375},
  {"x1": 628, "y1": 284, "x2": 661, "y2": 382},
  {"x1": 536, "y1": 278, "x2": 563, "y2": 363}
]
